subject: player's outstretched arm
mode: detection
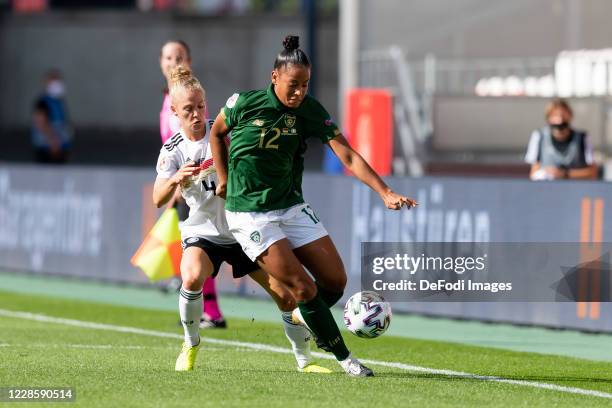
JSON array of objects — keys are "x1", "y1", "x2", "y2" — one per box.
[
  {"x1": 328, "y1": 134, "x2": 417, "y2": 210},
  {"x1": 210, "y1": 112, "x2": 231, "y2": 199}
]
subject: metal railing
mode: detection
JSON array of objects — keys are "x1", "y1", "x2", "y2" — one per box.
[
  {"x1": 359, "y1": 47, "x2": 612, "y2": 168},
  {"x1": 359, "y1": 46, "x2": 426, "y2": 177}
]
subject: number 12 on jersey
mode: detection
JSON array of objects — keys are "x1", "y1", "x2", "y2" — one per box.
[{"x1": 259, "y1": 128, "x2": 280, "y2": 150}]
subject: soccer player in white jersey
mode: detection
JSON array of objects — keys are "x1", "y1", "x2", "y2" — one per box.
[
  {"x1": 152, "y1": 66, "x2": 330, "y2": 373},
  {"x1": 159, "y1": 40, "x2": 225, "y2": 329}
]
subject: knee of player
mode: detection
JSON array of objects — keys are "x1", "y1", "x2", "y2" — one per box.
[
  {"x1": 181, "y1": 265, "x2": 206, "y2": 290},
  {"x1": 276, "y1": 292, "x2": 296, "y2": 311},
  {"x1": 327, "y1": 273, "x2": 347, "y2": 292},
  {"x1": 293, "y1": 280, "x2": 317, "y2": 301}
]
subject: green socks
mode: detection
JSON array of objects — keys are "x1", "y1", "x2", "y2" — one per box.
[
  {"x1": 298, "y1": 292, "x2": 350, "y2": 361},
  {"x1": 315, "y1": 282, "x2": 343, "y2": 307}
]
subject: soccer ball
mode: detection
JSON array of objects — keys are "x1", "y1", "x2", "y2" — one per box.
[{"x1": 343, "y1": 291, "x2": 392, "y2": 339}]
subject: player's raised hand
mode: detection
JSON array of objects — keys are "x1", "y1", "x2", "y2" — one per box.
[
  {"x1": 215, "y1": 182, "x2": 227, "y2": 199},
  {"x1": 172, "y1": 161, "x2": 199, "y2": 187},
  {"x1": 381, "y1": 189, "x2": 418, "y2": 210}
]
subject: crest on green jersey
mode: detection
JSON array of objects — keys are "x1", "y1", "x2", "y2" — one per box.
[
  {"x1": 250, "y1": 231, "x2": 261, "y2": 243},
  {"x1": 284, "y1": 114, "x2": 296, "y2": 128}
]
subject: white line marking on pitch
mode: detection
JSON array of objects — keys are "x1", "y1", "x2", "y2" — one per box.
[
  {"x1": 1, "y1": 308, "x2": 610, "y2": 400},
  {"x1": 0, "y1": 343, "x2": 248, "y2": 352}
]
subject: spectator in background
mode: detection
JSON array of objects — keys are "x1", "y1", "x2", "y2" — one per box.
[
  {"x1": 160, "y1": 40, "x2": 210, "y2": 141},
  {"x1": 32, "y1": 69, "x2": 72, "y2": 163},
  {"x1": 525, "y1": 99, "x2": 598, "y2": 180},
  {"x1": 159, "y1": 40, "x2": 226, "y2": 329},
  {"x1": 160, "y1": 40, "x2": 191, "y2": 144}
]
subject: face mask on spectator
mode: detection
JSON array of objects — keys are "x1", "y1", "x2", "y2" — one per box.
[
  {"x1": 47, "y1": 80, "x2": 65, "y2": 98},
  {"x1": 550, "y1": 122, "x2": 569, "y2": 131}
]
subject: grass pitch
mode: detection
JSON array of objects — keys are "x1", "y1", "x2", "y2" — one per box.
[{"x1": 0, "y1": 291, "x2": 611, "y2": 407}]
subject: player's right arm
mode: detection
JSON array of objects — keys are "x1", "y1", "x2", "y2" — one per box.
[
  {"x1": 211, "y1": 92, "x2": 242, "y2": 199},
  {"x1": 210, "y1": 112, "x2": 231, "y2": 199},
  {"x1": 152, "y1": 155, "x2": 199, "y2": 208}
]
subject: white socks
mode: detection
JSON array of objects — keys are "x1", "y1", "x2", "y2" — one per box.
[
  {"x1": 339, "y1": 353, "x2": 353, "y2": 366},
  {"x1": 179, "y1": 287, "x2": 202, "y2": 347},
  {"x1": 291, "y1": 307, "x2": 312, "y2": 331},
  {"x1": 282, "y1": 311, "x2": 312, "y2": 369}
]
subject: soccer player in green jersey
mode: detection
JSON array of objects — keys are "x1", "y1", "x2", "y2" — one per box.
[
  {"x1": 154, "y1": 66, "x2": 330, "y2": 373},
  {"x1": 210, "y1": 35, "x2": 417, "y2": 377}
]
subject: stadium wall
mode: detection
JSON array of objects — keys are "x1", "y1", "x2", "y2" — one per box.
[
  {"x1": 0, "y1": 163, "x2": 610, "y2": 332},
  {"x1": 433, "y1": 96, "x2": 609, "y2": 153},
  {"x1": 0, "y1": 11, "x2": 339, "y2": 129},
  {"x1": 359, "y1": 0, "x2": 612, "y2": 59}
]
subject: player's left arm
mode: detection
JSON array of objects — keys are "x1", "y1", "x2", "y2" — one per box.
[
  {"x1": 152, "y1": 161, "x2": 198, "y2": 208},
  {"x1": 328, "y1": 134, "x2": 417, "y2": 210}
]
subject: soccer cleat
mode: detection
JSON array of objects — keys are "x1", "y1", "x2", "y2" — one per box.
[
  {"x1": 199, "y1": 317, "x2": 227, "y2": 329},
  {"x1": 175, "y1": 339, "x2": 201, "y2": 371},
  {"x1": 298, "y1": 363, "x2": 333, "y2": 374},
  {"x1": 339, "y1": 355, "x2": 374, "y2": 377}
]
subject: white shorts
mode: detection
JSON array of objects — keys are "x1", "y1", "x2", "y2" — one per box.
[{"x1": 225, "y1": 203, "x2": 329, "y2": 261}]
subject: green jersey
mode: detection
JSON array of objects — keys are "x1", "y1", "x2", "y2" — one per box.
[{"x1": 222, "y1": 84, "x2": 340, "y2": 212}]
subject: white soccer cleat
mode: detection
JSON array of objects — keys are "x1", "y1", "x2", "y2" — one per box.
[{"x1": 339, "y1": 355, "x2": 374, "y2": 377}]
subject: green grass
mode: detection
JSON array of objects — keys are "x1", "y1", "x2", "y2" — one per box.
[{"x1": 0, "y1": 291, "x2": 611, "y2": 407}]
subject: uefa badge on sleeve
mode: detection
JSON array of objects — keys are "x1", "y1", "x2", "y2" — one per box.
[
  {"x1": 226, "y1": 93, "x2": 239, "y2": 108},
  {"x1": 158, "y1": 156, "x2": 170, "y2": 172}
]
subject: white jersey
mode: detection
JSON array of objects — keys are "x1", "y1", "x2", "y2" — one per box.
[{"x1": 156, "y1": 120, "x2": 235, "y2": 245}]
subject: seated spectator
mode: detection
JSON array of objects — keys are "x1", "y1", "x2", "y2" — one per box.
[
  {"x1": 31, "y1": 69, "x2": 73, "y2": 164},
  {"x1": 525, "y1": 99, "x2": 598, "y2": 180}
]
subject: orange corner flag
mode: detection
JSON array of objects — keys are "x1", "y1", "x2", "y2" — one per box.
[{"x1": 131, "y1": 208, "x2": 182, "y2": 282}]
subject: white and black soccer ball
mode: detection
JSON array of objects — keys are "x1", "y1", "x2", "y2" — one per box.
[{"x1": 343, "y1": 291, "x2": 392, "y2": 339}]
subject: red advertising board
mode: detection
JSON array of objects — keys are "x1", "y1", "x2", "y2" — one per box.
[
  {"x1": 345, "y1": 88, "x2": 393, "y2": 176},
  {"x1": 13, "y1": 0, "x2": 47, "y2": 12}
]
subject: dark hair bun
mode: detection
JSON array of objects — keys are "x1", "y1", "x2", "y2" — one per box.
[
  {"x1": 283, "y1": 35, "x2": 300, "y2": 52},
  {"x1": 274, "y1": 35, "x2": 310, "y2": 69}
]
